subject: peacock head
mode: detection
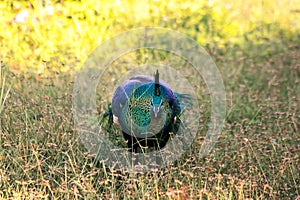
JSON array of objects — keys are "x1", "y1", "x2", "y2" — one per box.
[{"x1": 151, "y1": 69, "x2": 163, "y2": 118}]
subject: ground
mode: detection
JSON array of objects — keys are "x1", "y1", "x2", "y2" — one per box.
[{"x1": 0, "y1": 0, "x2": 299, "y2": 199}]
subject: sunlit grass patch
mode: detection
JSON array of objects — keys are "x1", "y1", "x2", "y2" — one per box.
[{"x1": 0, "y1": 0, "x2": 299, "y2": 74}]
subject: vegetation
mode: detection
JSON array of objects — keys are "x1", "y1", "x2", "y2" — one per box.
[{"x1": 0, "y1": 0, "x2": 299, "y2": 199}]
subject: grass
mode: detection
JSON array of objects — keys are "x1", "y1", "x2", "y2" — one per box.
[
  {"x1": 0, "y1": 0, "x2": 300, "y2": 199},
  {"x1": 1, "y1": 40, "x2": 299, "y2": 199}
]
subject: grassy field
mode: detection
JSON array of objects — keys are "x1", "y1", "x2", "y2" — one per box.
[{"x1": 1, "y1": 0, "x2": 300, "y2": 199}]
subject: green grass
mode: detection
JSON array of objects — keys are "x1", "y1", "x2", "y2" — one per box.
[
  {"x1": 1, "y1": 40, "x2": 299, "y2": 199},
  {"x1": 0, "y1": 0, "x2": 300, "y2": 199}
]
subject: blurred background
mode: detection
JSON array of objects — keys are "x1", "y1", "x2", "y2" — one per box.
[{"x1": 1, "y1": 0, "x2": 299, "y2": 75}]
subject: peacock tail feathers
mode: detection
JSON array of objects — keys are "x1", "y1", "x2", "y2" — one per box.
[{"x1": 174, "y1": 92, "x2": 193, "y2": 116}]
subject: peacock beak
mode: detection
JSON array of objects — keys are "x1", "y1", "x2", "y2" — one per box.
[{"x1": 153, "y1": 106, "x2": 160, "y2": 117}]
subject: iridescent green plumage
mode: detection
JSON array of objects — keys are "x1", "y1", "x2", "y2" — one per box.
[{"x1": 121, "y1": 82, "x2": 174, "y2": 138}]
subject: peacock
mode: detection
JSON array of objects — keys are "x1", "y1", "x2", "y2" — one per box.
[{"x1": 102, "y1": 70, "x2": 192, "y2": 153}]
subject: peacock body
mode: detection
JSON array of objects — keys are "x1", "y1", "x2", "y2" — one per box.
[{"x1": 105, "y1": 70, "x2": 192, "y2": 152}]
